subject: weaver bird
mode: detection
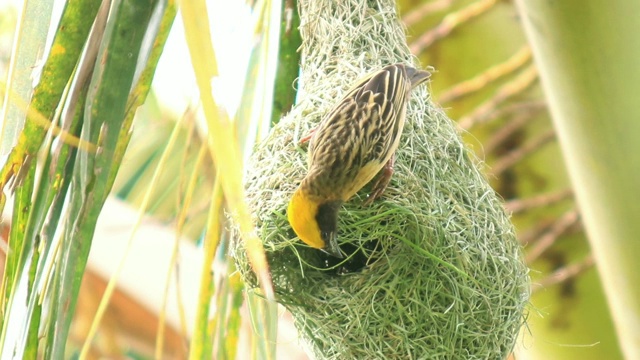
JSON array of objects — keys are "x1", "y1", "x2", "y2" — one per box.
[{"x1": 288, "y1": 63, "x2": 430, "y2": 258}]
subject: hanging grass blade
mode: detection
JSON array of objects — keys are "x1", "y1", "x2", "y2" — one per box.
[
  {"x1": 179, "y1": 1, "x2": 277, "y2": 358},
  {"x1": 0, "y1": 0, "x2": 55, "y2": 155},
  {"x1": 0, "y1": 0, "x2": 102, "y2": 205},
  {"x1": 45, "y1": 0, "x2": 160, "y2": 356}
]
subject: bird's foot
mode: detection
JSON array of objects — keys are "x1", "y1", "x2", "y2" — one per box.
[
  {"x1": 299, "y1": 127, "x2": 317, "y2": 145},
  {"x1": 364, "y1": 155, "x2": 395, "y2": 206}
]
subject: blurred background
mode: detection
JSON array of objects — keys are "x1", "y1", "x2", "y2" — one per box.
[{"x1": 1, "y1": 0, "x2": 637, "y2": 359}]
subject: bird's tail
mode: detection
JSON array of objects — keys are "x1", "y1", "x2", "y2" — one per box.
[{"x1": 405, "y1": 66, "x2": 431, "y2": 89}]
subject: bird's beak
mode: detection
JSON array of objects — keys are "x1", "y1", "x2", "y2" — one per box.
[{"x1": 321, "y1": 232, "x2": 344, "y2": 258}]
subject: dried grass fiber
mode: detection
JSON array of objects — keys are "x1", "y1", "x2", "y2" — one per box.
[{"x1": 231, "y1": 1, "x2": 529, "y2": 359}]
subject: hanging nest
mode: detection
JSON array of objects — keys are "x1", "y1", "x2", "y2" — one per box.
[{"x1": 231, "y1": 1, "x2": 529, "y2": 359}]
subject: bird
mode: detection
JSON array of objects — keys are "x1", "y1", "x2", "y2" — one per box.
[{"x1": 287, "y1": 63, "x2": 431, "y2": 258}]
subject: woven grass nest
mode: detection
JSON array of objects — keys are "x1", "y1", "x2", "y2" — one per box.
[{"x1": 231, "y1": 1, "x2": 529, "y2": 359}]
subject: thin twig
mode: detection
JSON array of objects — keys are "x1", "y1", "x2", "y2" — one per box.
[
  {"x1": 531, "y1": 254, "x2": 595, "y2": 293},
  {"x1": 491, "y1": 129, "x2": 555, "y2": 176},
  {"x1": 439, "y1": 46, "x2": 532, "y2": 104},
  {"x1": 484, "y1": 100, "x2": 547, "y2": 123},
  {"x1": 525, "y1": 209, "x2": 581, "y2": 264},
  {"x1": 517, "y1": 218, "x2": 555, "y2": 245},
  {"x1": 403, "y1": 0, "x2": 454, "y2": 28},
  {"x1": 458, "y1": 65, "x2": 538, "y2": 130},
  {"x1": 483, "y1": 102, "x2": 547, "y2": 154},
  {"x1": 409, "y1": 0, "x2": 498, "y2": 54},
  {"x1": 504, "y1": 188, "x2": 573, "y2": 214}
]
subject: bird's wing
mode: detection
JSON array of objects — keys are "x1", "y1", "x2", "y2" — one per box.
[
  {"x1": 353, "y1": 65, "x2": 410, "y2": 167},
  {"x1": 306, "y1": 64, "x2": 412, "y2": 199}
]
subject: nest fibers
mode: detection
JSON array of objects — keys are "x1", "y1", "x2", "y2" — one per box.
[{"x1": 231, "y1": 1, "x2": 529, "y2": 359}]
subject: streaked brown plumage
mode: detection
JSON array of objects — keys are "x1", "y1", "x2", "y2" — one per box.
[{"x1": 288, "y1": 63, "x2": 430, "y2": 258}]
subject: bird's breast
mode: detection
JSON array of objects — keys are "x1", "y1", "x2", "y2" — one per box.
[{"x1": 339, "y1": 160, "x2": 385, "y2": 200}]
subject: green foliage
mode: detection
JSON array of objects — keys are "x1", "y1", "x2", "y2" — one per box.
[
  {"x1": 0, "y1": 0, "x2": 171, "y2": 356},
  {"x1": 517, "y1": 0, "x2": 640, "y2": 357}
]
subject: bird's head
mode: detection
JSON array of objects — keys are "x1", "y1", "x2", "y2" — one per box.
[{"x1": 287, "y1": 188, "x2": 344, "y2": 258}]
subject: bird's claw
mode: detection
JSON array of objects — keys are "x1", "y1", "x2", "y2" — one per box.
[
  {"x1": 299, "y1": 127, "x2": 317, "y2": 145},
  {"x1": 364, "y1": 155, "x2": 395, "y2": 206}
]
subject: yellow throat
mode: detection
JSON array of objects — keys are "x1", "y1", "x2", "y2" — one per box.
[{"x1": 287, "y1": 188, "x2": 324, "y2": 249}]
